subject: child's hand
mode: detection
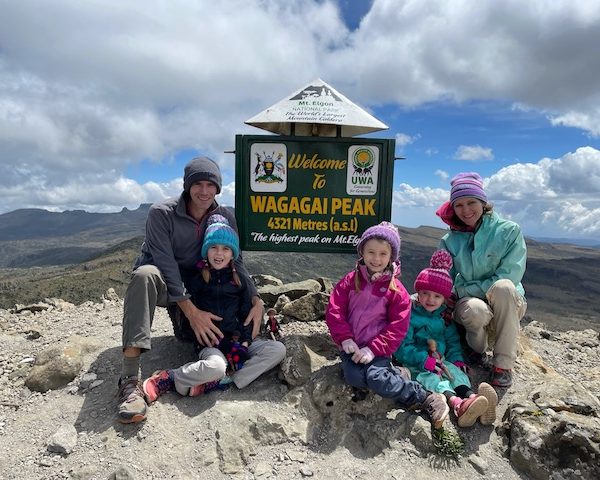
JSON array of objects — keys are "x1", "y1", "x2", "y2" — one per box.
[
  {"x1": 341, "y1": 339, "x2": 359, "y2": 354},
  {"x1": 453, "y1": 360, "x2": 469, "y2": 373},
  {"x1": 355, "y1": 347, "x2": 374, "y2": 364},
  {"x1": 441, "y1": 293, "x2": 458, "y2": 324}
]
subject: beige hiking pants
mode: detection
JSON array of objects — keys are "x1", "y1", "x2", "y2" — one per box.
[{"x1": 454, "y1": 279, "x2": 527, "y2": 369}]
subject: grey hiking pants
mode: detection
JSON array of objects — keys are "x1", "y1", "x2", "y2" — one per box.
[
  {"x1": 172, "y1": 339, "x2": 286, "y2": 393},
  {"x1": 454, "y1": 279, "x2": 527, "y2": 369},
  {"x1": 122, "y1": 265, "x2": 169, "y2": 351}
]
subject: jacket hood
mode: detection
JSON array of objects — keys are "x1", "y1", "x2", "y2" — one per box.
[{"x1": 435, "y1": 201, "x2": 476, "y2": 232}]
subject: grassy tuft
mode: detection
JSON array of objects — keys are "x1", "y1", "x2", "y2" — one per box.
[{"x1": 432, "y1": 428, "x2": 465, "y2": 457}]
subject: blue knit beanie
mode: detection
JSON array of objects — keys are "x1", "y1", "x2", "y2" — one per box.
[{"x1": 201, "y1": 214, "x2": 240, "y2": 260}]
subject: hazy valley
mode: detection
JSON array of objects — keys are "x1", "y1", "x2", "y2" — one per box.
[{"x1": 1, "y1": 205, "x2": 598, "y2": 332}]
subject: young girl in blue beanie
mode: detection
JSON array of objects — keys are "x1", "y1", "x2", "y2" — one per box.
[
  {"x1": 326, "y1": 221, "x2": 450, "y2": 429},
  {"x1": 142, "y1": 214, "x2": 286, "y2": 402}
]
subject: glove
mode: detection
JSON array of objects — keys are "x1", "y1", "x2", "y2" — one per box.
[
  {"x1": 424, "y1": 356, "x2": 442, "y2": 375},
  {"x1": 341, "y1": 338, "x2": 359, "y2": 354},
  {"x1": 353, "y1": 347, "x2": 375, "y2": 364},
  {"x1": 453, "y1": 360, "x2": 468, "y2": 373}
]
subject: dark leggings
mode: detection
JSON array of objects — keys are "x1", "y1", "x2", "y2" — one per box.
[{"x1": 443, "y1": 384, "x2": 474, "y2": 401}]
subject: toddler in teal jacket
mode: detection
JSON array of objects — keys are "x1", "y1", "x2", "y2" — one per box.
[{"x1": 394, "y1": 251, "x2": 498, "y2": 427}]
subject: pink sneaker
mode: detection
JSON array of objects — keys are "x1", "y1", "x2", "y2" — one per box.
[
  {"x1": 142, "y1": 370, "x2": 174, "y2": 404},
  {"x1": 455, "y1": 395, "x2": 489, "y2": 427},
  {"x1": 188, "y1": 377, "x2": 232, "y2": 397},
  {"x1": 477, "y1": 382, "x2": 498, "y2": 425}
]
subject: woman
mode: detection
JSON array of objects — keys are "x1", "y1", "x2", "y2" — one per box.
[{"x1": 436, "y1": 172, "x2": 527, "y2": 388}]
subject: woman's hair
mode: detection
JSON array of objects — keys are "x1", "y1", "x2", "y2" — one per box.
[{"x1": 202, "y1": 261, "x2": 241, "y2": 286}]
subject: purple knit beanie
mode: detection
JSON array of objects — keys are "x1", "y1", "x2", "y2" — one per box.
[
  {"x1": 414, "y1": 250, "x2": 454, "y2": 299},
  {"x1": 450, "y1": 172, "x2": 487, "y2": 205},
  {"x1": 357, "y1": 221, "x2": 401, "y2": 261}
]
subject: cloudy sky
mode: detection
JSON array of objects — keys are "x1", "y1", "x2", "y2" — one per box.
[{"x1": 1, "y1": 0, "x2": 600, "y2": 241}]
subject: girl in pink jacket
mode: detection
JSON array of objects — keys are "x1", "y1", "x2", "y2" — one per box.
[{"x1": 325, "y1": 221, "x2": 449, "y2": 429}]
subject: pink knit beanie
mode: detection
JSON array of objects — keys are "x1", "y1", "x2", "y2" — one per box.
[{"x1": 414, "y1": 250, "x2": 454, "y2": 299}]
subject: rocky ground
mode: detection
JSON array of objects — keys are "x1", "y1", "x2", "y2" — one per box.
[{"x1": 0, "y1": 293, "x2": 599, "y2": 480}]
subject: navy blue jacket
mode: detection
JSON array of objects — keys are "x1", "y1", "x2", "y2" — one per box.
[{"x1": 185, "y1": 266, "x2": 253, "y2": 349}]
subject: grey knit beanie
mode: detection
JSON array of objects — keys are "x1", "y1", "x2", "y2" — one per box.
[{"x1": 183, "y1": 156, "x2": 222, "y2": 194}]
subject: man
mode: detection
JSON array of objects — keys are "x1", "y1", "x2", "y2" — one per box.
[{"x1": 118, "y1": 156, "x2": 285, "y2": 423}]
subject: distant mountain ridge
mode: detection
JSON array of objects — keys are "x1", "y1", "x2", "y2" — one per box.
[
  {"x1": 0, "y1": 204, "x2": 152, "y2": 241},
  {"x1": 0, "y1": 205, "x2": 599, "y2": 332},
  {"x1": 531, "y1": 236, "x2": 600, "y2": 248},
  {"x1": 0, "y1": 204, "x2": 152, "y2": 268}
]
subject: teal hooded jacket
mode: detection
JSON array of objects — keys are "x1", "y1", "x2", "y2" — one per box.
[
  {"x1": 393, "y1": 298, "x2": 464, "y2": 377},
  {"x1": 438, "y1": 210, "x2": 526, "y2": 300}
]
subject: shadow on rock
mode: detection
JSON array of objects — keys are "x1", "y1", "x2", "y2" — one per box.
[
  {"x1": 289, "y1": 364, "x2": 429, "y2": 458},
  {"x1": 73, "y1": 335, "x2": 204, "y2": 436}
]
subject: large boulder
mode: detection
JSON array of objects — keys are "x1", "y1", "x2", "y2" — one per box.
[
  {"x1": 504, "y1": 335, "x2": 600, "y2": 479},
  {"x1": 506, "y1": 378, "x2": 600, "y2": 480},
  {"x1": 278, "y1": 323, "x2": 337, "y2": 387},
  {"x1": 258, "y1": 280, "x2": 322, "y2": 306},
  {"x1": 25, "y1": 336, "x2": 102, "y2": 392},
  {"x1": 281, "y1": 292, "x2": 329, "y2": 322}
]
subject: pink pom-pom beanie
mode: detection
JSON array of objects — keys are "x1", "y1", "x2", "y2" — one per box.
[{"x1": 414, "y1": 250, "x2": 454, "y2": 299}]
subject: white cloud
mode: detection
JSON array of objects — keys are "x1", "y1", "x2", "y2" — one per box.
[
  {"x1": 0, "y1": 0, "x2": 599, "y2": 243},
  {"x1": 219, "y1": 181, "x2": 237, "y2": 208},
  {"x1": 435, "y1": 170, "x2": 449, "y2": 182},
  {"x1": 393, "y1": 183, "x2": 448, "y2": 208},
  {"x1": 330, "y1": 0, "x2": 600, "y2": 129},
  {"x1": 0, "y1": 0, "x2": 345, "y2": 205},
  {"x1": 454, "y1": 145, "x2": 494, "y2": 162},
  {"x1": 549, "y1": 110, "x2": 600, "y2": 137},
  {"x1": 395, "y1": 132, "x2": 419, "y2": 148},
  {"x1": 540, "y1": 202, "x2": 600, "y2": 235},
  {"x1": 393, "y1": 147, "x2": 600, "y2": 238},
  {"x1": 0, "y1": 174, "x2": 182, "y2": 213}
]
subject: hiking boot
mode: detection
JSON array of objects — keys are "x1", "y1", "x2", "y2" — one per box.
[
  {"x1": 189, "y1": 377, "x2": 232, "y2": 397},
  {"x1": 351, "y1": 387, "x2": 369, "y2": 402},
  {"x1": 464, "y1": 346, "x2": 489, "y2": 368},
  {"x1": 455, "y1": 395, "x2": 489, "y2": 428},
  {"x1": 421, "y1": 393, "x2": 449, "y2": 429},
  {"x1": 117, "y1": 377, "x2": 147, "y2": 424},
  {"x1": 477, "y1": 382, "x2": 498, "y2": 425},
  {"x1": 143, "y1": 370, "x2": 175, "y2": 403},
  {"x1": 490, "y1": 367, "x2": 512, "y2": 388}
]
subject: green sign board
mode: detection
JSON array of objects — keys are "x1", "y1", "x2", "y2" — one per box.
[{"x1": 235, "y1": 135, "x2": 395, "y2": 253}]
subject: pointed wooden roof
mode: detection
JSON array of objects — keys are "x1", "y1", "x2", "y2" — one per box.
[{"x1": 245, "y1": 78, "x2": 388, "y2": 137}]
